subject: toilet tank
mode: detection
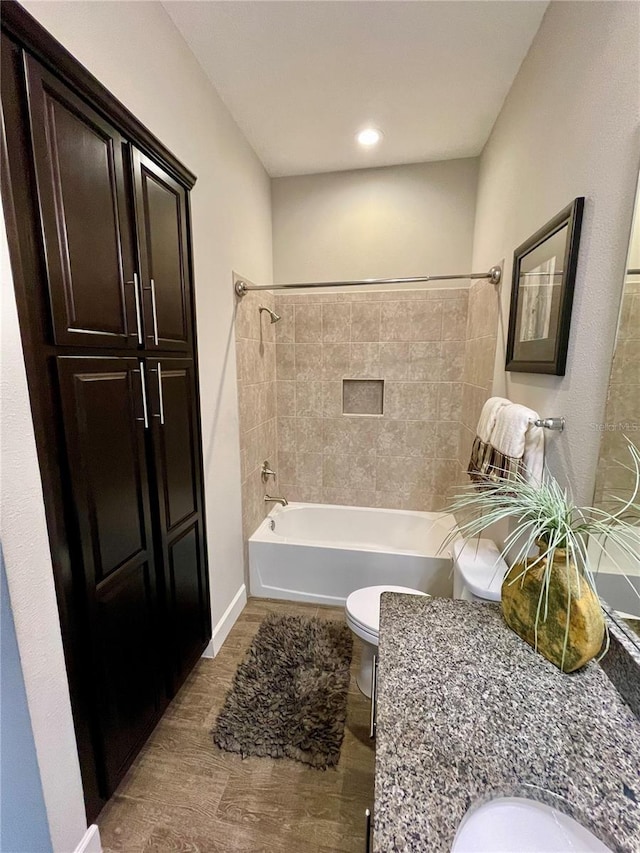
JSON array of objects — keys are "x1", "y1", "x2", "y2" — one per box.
[{"x1": 452, "y1": 538, "x2": 507, "y2": 602}]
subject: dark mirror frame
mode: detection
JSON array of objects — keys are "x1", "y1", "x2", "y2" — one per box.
[{"x1": 506, "y1": 197, "x2": 584, "y2": 376}]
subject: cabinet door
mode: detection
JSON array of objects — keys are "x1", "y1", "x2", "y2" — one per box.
[
  {"x1": 24, "y1": 56, "x2": 140, "y2": 349},
  {"x1": 56, "y1": 357, "x2": 162, "y2": 795},
  {"x1": 131, "y1": 149, "x2": 193, "y2": 352},
  {"x1": 147, "y1": 358, "x2": 210, "y2": 688}
]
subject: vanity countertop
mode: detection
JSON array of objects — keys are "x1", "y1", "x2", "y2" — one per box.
[{"x1": 374, "y1": 594, "x2": 640, "y2": 852}]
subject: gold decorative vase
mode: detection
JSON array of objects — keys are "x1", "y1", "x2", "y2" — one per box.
[{"x1": 501, "y1": 545, "x2": 605, "y2": 673}]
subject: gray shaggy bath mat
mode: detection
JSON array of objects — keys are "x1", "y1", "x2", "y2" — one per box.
[{"x1": 212, "y1": 613, "x2": 353, "y2": 769}]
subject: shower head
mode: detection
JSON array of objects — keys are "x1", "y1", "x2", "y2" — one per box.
[{"x1": 259, "y1": 306, "x2": 281, "y2": 324}]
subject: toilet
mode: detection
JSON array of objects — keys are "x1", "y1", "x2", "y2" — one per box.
[
  {"x1": 345, "y1": 585, "x2": 428, "y2": 697},
  {"x1": 452, "y1": 538, "x2": 507, "y2": 602}
]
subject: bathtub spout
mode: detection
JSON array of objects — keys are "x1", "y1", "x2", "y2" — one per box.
[{"x1": 265, "y1": 494, "x2": 288, "y2": 507}]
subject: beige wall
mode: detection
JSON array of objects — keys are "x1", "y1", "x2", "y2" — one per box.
[
  {"x1": 272, "y1": 158, "x2": 478, "y2": 283},
  {"x1": 273, "y1": 288, "x2": 469, "y2": 510},
  {"x1": 5, "y1": 1, "x2": 272, "y2": 846},
  {"x1": 235, "y1": 290, "x2": 278, "y2": 573},
  {"x1": 472, "y1": 0, "x2": 640, "y2": 505}
]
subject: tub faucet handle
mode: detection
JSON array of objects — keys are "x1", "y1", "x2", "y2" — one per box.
[{"x1": 261, "y1": 461, "x2": 276, "y2": 483}]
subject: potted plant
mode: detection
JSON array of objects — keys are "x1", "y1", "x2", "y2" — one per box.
[{"x1": 444, "y1": 440, "x2": 640, "y2": 672}]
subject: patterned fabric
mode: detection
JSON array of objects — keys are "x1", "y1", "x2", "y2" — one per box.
[{"x1": 468, "y1": 435, "x2": 526, "y2": 485}]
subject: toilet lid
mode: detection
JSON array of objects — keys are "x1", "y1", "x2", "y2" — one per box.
[
  {"x1": 345, "y1": 585, "x2": 428, "y2": 635},
  {"x1": 452, "y1": 539, "x2": 506, "y2": 602}
]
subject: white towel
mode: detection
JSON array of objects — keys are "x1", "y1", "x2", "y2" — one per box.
[
  {"x1": 476, "y1": 397, "x2": 512, "y2": 444},
  {"x1": 492, "y1": 403, "x2": 545, "y2": 485}
]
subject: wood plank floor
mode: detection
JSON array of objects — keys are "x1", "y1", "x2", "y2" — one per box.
[{"x1": 97, "y1": 599, "x2": 375, "y2": 852}]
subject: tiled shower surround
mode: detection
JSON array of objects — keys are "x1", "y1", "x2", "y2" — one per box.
[
  {"x1": 234, "y1": 283, "x2": 499, "y2": 567},
  {"x1": 235, "y1": 290, "x2": 277, "y2": 571},
  {"x1": 275, "y1": 288, "x2": 473, "y2": 510},
  {"x1": 457, "y1": 278, "x2": 501, "y2": 489},
  {"x1": 594, "y1": 279, "x2": 640, "y2": 517}
]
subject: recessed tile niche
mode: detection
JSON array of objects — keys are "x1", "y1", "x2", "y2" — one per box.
[{"x1": 343, "y1": 379, "x2": 384, "y2": 416}]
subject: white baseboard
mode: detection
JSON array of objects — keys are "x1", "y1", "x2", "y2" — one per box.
[
  {"x1": 207, "y1": 584, "x2": 247, "y2": 657},
  {"x1": 74, "y1": 824, "x2": 101, "y2": 853}
]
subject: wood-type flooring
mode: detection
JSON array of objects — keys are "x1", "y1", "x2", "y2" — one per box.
[{"x1": 97, "y1": 599, "x2": 375, "y2": 852}]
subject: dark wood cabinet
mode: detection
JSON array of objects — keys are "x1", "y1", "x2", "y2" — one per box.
[
  {"x1": 148, "y1": 358, "x2": 210, "y2": 687},
  {"x1": 24, "y1": 55, "x2": 139, "y2": 349},
  {"x1": 2, "y1": 5, "x2": 210, "y2": 821},
  {"x1": 56, "y1": 357, "x2": 164, "y2": 792},
  {"x1": 55, "y1": 355, "x2": 210, "y2": 793},
  {"x1": 131, "y1": 150, "x2": 192, "y2": 352},
  {"x1": 22, "y1": 56, "x2": 194, "y2": 355}
]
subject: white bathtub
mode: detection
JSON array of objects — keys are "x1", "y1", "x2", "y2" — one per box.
[
  {"x1": 589, "y1": 529, "x2": 640, "y2": 620},
  {"x1": 248, "y1": 502, "x2": 457, "y2": 606}
]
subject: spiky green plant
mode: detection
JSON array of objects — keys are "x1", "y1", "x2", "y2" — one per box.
[{"x1": 443, "y1": 439, "x2": 640, "y2": 664}]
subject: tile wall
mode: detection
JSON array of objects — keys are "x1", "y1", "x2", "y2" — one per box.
[
  {"x1": 457, "y1": 278, "x2": 500, "y2": 487},
  {"x1": 235, "y1": 290, "x2": 278, "y2": 573},
  {"x1": 234, "y1": 280, "x2": 502, "y2": 559},
  {"x1": 594, "y1": 280, "x2": 640, "y2": 516},
  {"x1": 273, "y1": 288, "x2": 469, "y2": 510}
]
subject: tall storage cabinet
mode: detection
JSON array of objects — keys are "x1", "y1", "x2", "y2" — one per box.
[
  {"x1": 56, "y1": 356, "x2": 165, "y2": 795},
  {"x1": 2, "y1": 5, "x2": 211, "y2": 819}
]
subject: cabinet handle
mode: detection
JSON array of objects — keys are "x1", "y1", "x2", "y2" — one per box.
[
  {"x1": 369, "y1": 654, "x2": 377, "y2": 739},
  {"x1": 134, "y1": 362, "x2": 149, "y2": 428},
  {"x1": 365, "y1": 808, "x2": 372, "y2": 853},
  {"x1": 154, "y1": 362, "x2": 165, "y2": 425},
  {"x1": 149, "y1": 277, "x2": 159, "y2": 346},
  {"x1": 126, "y1": 273, "x2": 143, "y2": 345}
]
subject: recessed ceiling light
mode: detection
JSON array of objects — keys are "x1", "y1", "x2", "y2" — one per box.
[{"x1": 357, "y1": 127, "x2": 382, "y2": 147}]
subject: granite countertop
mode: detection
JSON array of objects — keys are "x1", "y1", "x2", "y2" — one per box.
[{"x1": 374, "y1": 595, "x2": 640, "y2": 853}]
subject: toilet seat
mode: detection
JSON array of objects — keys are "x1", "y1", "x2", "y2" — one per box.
[{"x1": 345, "y1": 585, "x2": 428, "y2": 644}]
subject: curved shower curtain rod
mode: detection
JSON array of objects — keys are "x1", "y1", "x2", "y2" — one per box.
[{"x1": 234, "y1": 265, "x2": 502, "y2": 297}]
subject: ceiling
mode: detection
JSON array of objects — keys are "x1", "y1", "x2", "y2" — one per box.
[{"x1": 164, "y1": 1, "x2": 548, "y2": 177}]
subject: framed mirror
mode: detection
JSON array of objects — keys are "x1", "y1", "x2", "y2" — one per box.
[
  {"x1": 592, "y1": 176, "x2": 640, "y2": 647},
  {"x1": 506, "y1": 197, "x2": 584, "y2": 375}
]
